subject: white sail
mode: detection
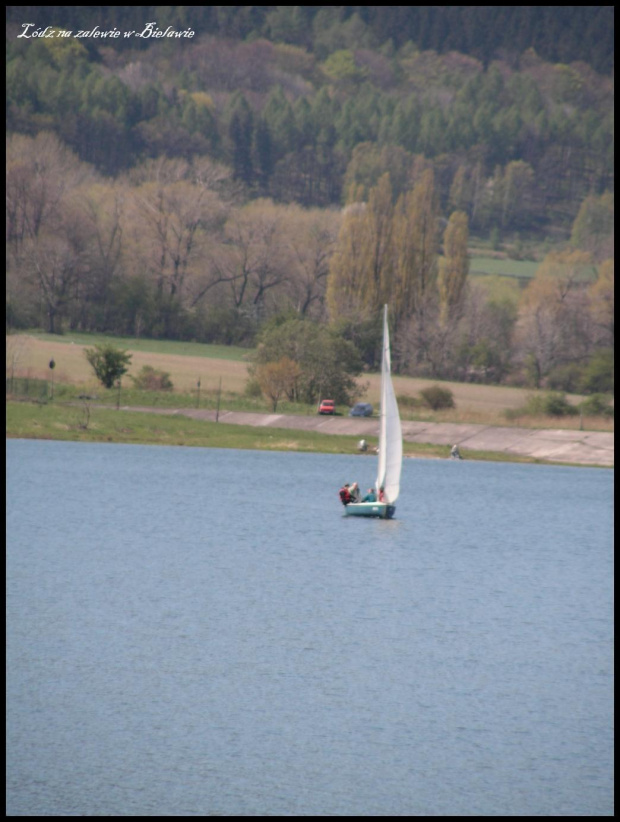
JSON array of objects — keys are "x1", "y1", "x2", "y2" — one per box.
[{"x1": 376, "y1": 305, "x2": 402, "y2": 504}]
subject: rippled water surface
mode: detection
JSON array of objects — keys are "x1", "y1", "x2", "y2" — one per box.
[{"x1": 7, "y1": 439, "x2": 613, "y2": 816}]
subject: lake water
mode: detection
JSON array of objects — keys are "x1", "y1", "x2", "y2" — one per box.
[{"x1": 6, "y1": 439, "x2": 613, "y2": 816}]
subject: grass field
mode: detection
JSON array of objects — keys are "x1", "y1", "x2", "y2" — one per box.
[
  {"x1": 469, "y1": 257, "x2": 540, "y2": 280},
  {"x1": 20, "y1": 330, "x2": 250, "y2": 361},
  {"x1": 469, "y1": 255, "x2": 598, "y2": 283},
  {"x1": 6, "y1": 332, "x2": 613, "y2": 433}
]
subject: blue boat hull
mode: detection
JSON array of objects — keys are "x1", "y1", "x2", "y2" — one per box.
[{"x1": 343, "y1": 502, "x2": 396, "y2": 519}]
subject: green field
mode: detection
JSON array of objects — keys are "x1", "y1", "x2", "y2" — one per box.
[
  {"x1": 23, "y1": 331, "x2": 250, "y2": 362},
  {"x1": 469, "y1": 255, "x2": 598, "y2": 283},
  {"x1": 469, "y1": 256, "x2": 540, "y2": 280}
]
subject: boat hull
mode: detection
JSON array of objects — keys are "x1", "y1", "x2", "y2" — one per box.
[{"x1": 344, "y1": 502, "x2": 396, "y2": 519}]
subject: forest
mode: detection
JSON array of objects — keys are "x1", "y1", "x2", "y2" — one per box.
[{"x1": 5, "y1": 6, "x2": 615, "y2": 394}]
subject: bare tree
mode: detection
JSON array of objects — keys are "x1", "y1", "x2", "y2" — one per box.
[
  {"x1": 6, "y1": 133, "x2": 96, "y2": 332},
  {"x1": 129, "y1": 178, "x2": 225, "y2": 335},
  {"x1": 79, "y1": 184, "x2": 126, "y2": 329},
  {"x1": 515, "y1": 251, "x2": 597, "y2": 385},
  {"x1": 6, "y1": 132, "x2": 94, "y2": 248},
  {"x1": 588, "y1": 259, "x2": 614, "y2": 346},
  {"x1": 281, "y1": 206, "x2": 338, "y2": 319},
  {"x1": 214, "y1": 202, "x2": 290, "y2": 319},
  {"x1": 25, "y1": 234, "x2": 83, "y2": 334}
]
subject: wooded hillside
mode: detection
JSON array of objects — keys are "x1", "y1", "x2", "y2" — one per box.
[
  {"x1": 6, "y1": 6, "x2": 614, "y2": 214},
  {"x1": 5, "y1": 6, "x2": 615, "y2": 393}
]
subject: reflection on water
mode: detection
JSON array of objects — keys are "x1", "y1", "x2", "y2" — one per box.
[{"x1": 7, "y1": 440, "x2": 613, "y2": 816}]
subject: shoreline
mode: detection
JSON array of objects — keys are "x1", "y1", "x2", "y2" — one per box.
[
  {"x1": 6, "y1": 402, "x2": 614, "y2": 468},
  {"x1": 116, "y1": 405, "x2": 615, "y2": 468}
]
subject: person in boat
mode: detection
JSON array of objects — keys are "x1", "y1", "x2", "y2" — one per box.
[
  {"x1": 450, "y1": 444, "x2": 462, "y2": 460},
  {"x1": 339, "y1": 483, "x2": 352, "y2": 505},
  {"x1": 378, "y1": 486, "x2": 385, "y2": 502},
  {"x1": 349, "y1": 482, "x2": 361, "y2": 503},
  {"x1": 361, "y1": 488, "x2": 376, "y2": 502}
]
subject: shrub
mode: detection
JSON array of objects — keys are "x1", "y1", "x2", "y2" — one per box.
[
  {"x1": 130, "y1": 365, "x2": 173, "y2": 391},
  {"x1": 419, "y1": 385, "x2": 455, "y2": 410},
  {"x1": 579, "y1": 393, "x2": 614, "y2": 418},
  {"x1": 506, "y1": 391, "x2": 579, "y2": 419},
  {"x1": 579, "y1": 349, "x2": 614, "y2": 394},
  {"x1": 547, "y1": 363, "x2": 584, "y2": 393},
  {"x1": 543, "y1": 392, "x2": 579, "y2": 416},
  {"x1": 255, "y1": 357, "x2": 302, "y2": 412},
  {"x1": 244, "y1": 378, "x2": 262, "y2": 398},
  {"x1": 85, "y1": 344, "x2": 132, "y2": 389},
  {"x1": 396, "y1": 394, "x2": 422, "y2": 409}
]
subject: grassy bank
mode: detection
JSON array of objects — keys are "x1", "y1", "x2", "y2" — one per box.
[
  {"x1": 5, "y1": 400, "x2": 579, "y2": 466},
  {"x1": 4, "y1": 399, "x2": 403, "y2": 456},
  {"x1": 6, "y1": 400, "x2": 334, "y2": 452}
]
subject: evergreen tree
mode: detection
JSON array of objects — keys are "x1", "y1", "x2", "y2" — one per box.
[
  {"x1": 501, "y1": 160, "x2": 536, "y2": 229},
  {"x1": 253, "y1": 118, "x2": 275, "y2": 194},
  {"x1": 226, "y1": 94, "x2": 254, "y2": 184},
  {"x1": 262, "y1": 86, "x2": 298, "y2": 160},
  {"x1": 293, "y1": 97, "x2": 316, "y2": 147}
]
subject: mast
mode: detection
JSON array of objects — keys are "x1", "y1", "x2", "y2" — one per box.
[{"x1": 376, "y1": 306, "x2": 388, "y2": 495}]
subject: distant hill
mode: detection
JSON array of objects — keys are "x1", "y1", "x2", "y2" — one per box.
[
  {"x1": 6, "y1": 5, "x2": 614, "y2": 391},
  {"x1": 6, "y1": 6, "x2": 614, "y2": 225}
]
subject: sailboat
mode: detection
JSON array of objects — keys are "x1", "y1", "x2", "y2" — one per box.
[{"x1": 344, "y1": 305, "x2": 402, "y2": 519}]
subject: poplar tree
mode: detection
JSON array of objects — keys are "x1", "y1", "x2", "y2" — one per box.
[
  {"x1": 438, "y1": 211, "x2": 470, "y2": 326},
  {"x1": 392, "y1": 167, "x2": 440, "y2": 329},
  {"x1": 448, "y1": 165, "x2": 468, "y2": 214},
  {"x1": 328, "y1": 169, "x2": 441, "y2": 337},
  {"x1": 359, "y1": 173, "x2": 394, "y2": 311},
  {"x1": 326, "y1": 194, "x2": 368, "y2": 320},
  {"x1": 327, "y1": 174, "x2": 394, "y2": 320}
]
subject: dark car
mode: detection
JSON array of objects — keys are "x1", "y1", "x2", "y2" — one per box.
[
  {"x1": 349, "y1": 402, "x2": 373, "y2": 417},
  {"x1": 318, "y1": 399, "x2": 336, "y2": 415}
]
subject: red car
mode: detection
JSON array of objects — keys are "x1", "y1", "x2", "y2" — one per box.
[{"x1": 318, "y1": 399, "x2": 336, "y2": 415}]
